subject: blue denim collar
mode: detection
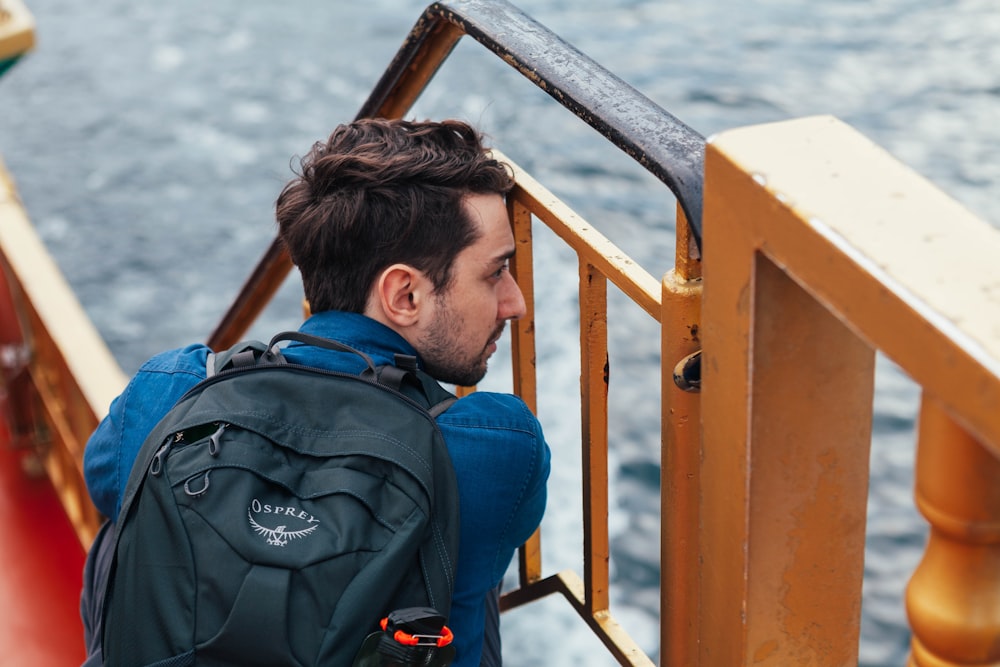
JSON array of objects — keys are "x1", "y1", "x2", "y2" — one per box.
[{"x1": 289, "y1": 310, "x2": 421, "y2": 371}]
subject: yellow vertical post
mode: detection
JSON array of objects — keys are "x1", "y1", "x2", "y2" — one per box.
[
  {"x1": 508, "y1": 196, "x2": 543, "y2": 586},
  {"x1": 907, "y1": 396, "x2": 1000, "y2": 666},
  {"x1": 508, "y1": 196, "x2": 538, "y2": 414},
  {"x1": 699, "y1": 135, "x2": 875, "y2": 665},
  {"x1": 580, "y1": 259, "x2": 610, "y2": 614},
  {"x1": 661, "y1": 206, "x2": 702, "y2": 667}
]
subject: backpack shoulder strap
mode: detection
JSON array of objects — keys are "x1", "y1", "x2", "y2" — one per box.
[
  {"x1": 266, "y1": 330, "x2": 458, "y2": 417},
  {"x1": 414, "y1": 370, "x2": 457, "y2": 418},
  {"x1": 373, "y1": 353, "x2": 456, "y2": 417},
  {"x1": 206, "y1": 331, "x2": 376, "y2": 377}
]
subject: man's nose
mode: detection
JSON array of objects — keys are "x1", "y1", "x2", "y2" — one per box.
[{"x1": 500, "y1": 272, "x2": 527, "y2": 320}]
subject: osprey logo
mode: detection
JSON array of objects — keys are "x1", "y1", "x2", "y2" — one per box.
[{"x1": 248, "y1": 498, "x2": 320, "y2": 547}]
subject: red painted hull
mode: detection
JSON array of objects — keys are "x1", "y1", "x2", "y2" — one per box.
[{"x1": 0, "y1": 417, "x2": 87, "y2": 665}]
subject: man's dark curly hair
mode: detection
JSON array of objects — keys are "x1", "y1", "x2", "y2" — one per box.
[{"x1": 275, "y1": 118, "x2": 515, "y2": 314}]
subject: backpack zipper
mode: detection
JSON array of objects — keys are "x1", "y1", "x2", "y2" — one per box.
[
  {"x1": 208, "y1": 422, "x2": 228, "y2": 456},
  {"x1": 149, "y1": 437, "x2": 173, "y2": 476},
  {"x1": 149, "y1": 421, "x2": 229, "y2": 477}
]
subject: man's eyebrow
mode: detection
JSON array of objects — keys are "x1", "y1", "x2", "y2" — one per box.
[{"x1": 492, "y1": 247, "x2": 516, "y2": 264}]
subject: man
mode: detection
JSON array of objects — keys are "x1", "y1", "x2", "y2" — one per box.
[{"x1": 81, "y1": 118, "x2": 551, "y2": 666}]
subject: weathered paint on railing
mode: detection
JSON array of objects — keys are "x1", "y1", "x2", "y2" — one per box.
[
  {"x1": 660, "y1": 209, "x2": 703, "y2": 667},
  {"x1": 701, "y1": 114, "x2": 1000, "y2": 665}
]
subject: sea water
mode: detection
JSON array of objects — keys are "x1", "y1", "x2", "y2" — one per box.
[{"x1": 1, "y1": 1, "x2": 998, "y2": 664}]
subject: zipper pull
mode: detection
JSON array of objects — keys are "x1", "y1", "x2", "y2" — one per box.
[
  {"x1": 150, "y1": 437, "x2": 173, "y2": 476},
  {"x1": 208, "y1": 422, "x2": 228, "y2": 456}
]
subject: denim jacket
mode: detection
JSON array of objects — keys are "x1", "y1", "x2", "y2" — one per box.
[{"x1": 83, "y1": 310, "x2": 550, "y2": 666}]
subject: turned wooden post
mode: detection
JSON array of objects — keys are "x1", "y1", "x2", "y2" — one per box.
[{"x1": 907, "y1": 396, "x2": 1000, "y2": 666}]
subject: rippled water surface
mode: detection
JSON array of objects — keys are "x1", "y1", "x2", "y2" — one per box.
[{"x1": 2, "y1": 1, "x2": 998, "y2": 664}]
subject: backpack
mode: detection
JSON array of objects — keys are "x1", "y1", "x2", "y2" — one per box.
[{"x1": 101, "y1": 331, "x2": 460, "y2": 666}]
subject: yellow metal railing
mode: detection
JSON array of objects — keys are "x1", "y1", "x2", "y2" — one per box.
[
  {"x1": 699, "y1": 115, "x2": 1000, "y2": 666},
  {"x1": 495, "y1": 156, "x2": 660, "y2": 665}
]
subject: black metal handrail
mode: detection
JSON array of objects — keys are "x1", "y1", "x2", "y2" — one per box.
[{"x1": 361, "y1": 0, "x2": 705, "y2": 242}]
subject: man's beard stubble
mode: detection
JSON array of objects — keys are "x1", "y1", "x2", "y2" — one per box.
[{"x1": 419, "y1": 313, "x2": 505, "y2": 387}]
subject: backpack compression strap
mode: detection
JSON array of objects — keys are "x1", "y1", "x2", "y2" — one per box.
[{"x1": 206, "y1": 340, "x2": 282, "y2": 377}]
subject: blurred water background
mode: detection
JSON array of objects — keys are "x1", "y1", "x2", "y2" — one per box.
[{"x1": 2, "y1": 0, "x2": 999, "y2": 664}]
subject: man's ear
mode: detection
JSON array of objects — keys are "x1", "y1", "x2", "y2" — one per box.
[{"x1": 372, "y1": 264, "x2": 428, "y2": 328}]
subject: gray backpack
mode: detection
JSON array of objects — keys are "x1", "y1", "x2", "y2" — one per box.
[{"x1": 101, "y1": 331, "x2": 459, "y2": 666}]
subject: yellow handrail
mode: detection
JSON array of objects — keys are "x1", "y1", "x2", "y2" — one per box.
[{"x1": 700, "y1": 115, "x2": 1000, "y2": 665}]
